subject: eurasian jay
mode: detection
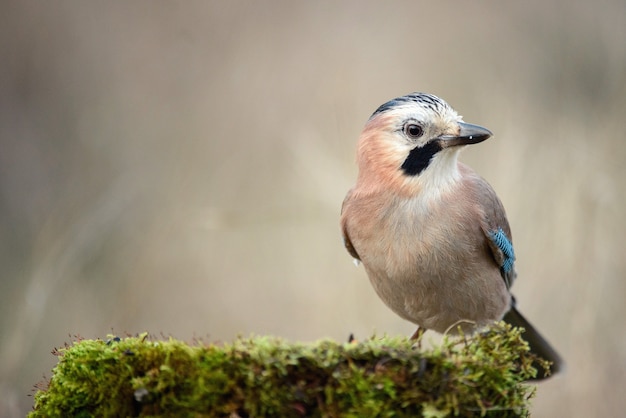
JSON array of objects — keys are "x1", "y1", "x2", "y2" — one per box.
[{"x1": 341, "y1": 92, "x2": 562, "y2": 379}]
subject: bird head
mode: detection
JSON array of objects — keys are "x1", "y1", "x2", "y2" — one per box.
[{"x1": 355, "y1": 93, "x2": 492, "y2": 197}]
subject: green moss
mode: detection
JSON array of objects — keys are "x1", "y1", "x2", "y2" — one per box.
[{"x1": 30, "y1": 322, "x2": 551, "y2": 417}]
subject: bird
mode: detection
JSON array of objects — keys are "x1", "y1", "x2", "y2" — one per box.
[{"x1": 340, "y1": 92, "x2": 562, "y2": 379}]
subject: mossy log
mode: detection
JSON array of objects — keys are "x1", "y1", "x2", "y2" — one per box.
[{"x1": 30, "y1": 322, "x2": 550, "y2": 417}]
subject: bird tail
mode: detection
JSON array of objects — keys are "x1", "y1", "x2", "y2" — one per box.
[{"x1": 503, "y1": 304, "x2": 564, "y2": 380}]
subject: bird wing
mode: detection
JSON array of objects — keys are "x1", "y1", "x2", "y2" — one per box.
[
  {"x1": 469, "y1": 170, "x2": 517, "y2": 289},
  {"x1": 340, "y1": 189, "x2": 361, "y2": 261}
]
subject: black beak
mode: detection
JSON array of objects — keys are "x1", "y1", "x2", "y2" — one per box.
[{"x1": 437, "y1": 122, "x2": 492, "y2": 148}]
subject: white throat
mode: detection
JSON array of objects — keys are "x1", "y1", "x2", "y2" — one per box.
[{"x1": 412, "y1": 149, "x2": 462, "y2": 201}]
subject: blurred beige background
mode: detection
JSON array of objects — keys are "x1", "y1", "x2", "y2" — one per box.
[{"x1": 1, "y1": 1, "x2": 625, "y2": 416}]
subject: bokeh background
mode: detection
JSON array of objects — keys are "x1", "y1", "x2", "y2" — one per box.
[{"x1": 1, "y1": 1, "x2": 625, "y2": 416}]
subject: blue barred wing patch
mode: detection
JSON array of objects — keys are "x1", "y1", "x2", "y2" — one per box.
[{"x1": 488, "y1": 228, "x2": 515, "y2": 274}]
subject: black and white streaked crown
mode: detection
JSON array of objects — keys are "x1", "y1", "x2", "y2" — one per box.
[{"x1": 370, "y1": 92, "x2": 453, "y2": 118}]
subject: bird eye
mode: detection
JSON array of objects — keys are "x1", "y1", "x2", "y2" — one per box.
[{"x1": 404, "y1": 123, "x2": 424, "y2": 139}]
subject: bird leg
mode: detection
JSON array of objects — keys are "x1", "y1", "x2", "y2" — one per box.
[{"x1": 410, "y1": 326, "x2": 425, "y2": 343}]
